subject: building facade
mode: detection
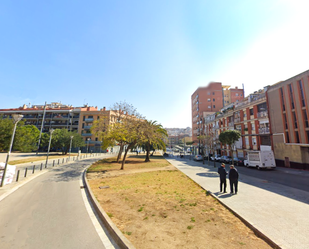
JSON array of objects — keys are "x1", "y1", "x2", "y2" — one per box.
[
  {"x1": 191, "y1": 82, "x2": 244, "y2": 145},
  {"x1": 0, "y1": 102, "x2": 120, "y2": 152},
  {"x1": 267, "y1": 70, "x2": 309, "y2": 169}
]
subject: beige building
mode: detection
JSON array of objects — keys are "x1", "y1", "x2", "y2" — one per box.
[
  {"x1": 267, "y1": 70, "x2": 309, "y2": 169},
  {"x1": 0, "y1": 102, "x2": 120, "y2": 152}
]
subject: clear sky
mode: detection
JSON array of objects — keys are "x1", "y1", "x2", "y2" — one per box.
[{"x1": 1, "y1": 0, "x2": 308, "y2": 128}]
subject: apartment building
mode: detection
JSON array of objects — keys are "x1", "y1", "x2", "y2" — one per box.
[
  {"x1": 0, "y1": 102, "x2": 120, "y2": 152},
  {"x1": 267, "y1": 69, "x2": 309, "y2": 169},
  {"x1": 191, "y1": 82, "x2": 244, "y2": 144},
  {"x1": 204, "y1": 88, "x2": 271, "y2": 158}
]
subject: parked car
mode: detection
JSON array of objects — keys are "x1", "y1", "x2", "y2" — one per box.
[
  {"x1": 214, "y1": 155, "x2": 221, "y2": 162},
  {"x1": 204, "y1": 154, "x2": 212, "y2": 160},
  {"x1": 232, "y1": 157, "x2": 245, "y2": 166},
  {"x1": 220, "y1": 156, "x2": 232, "y2": 164},
  {"x1": 193, "y1": 155, "x2": 203, "y2": 161}
]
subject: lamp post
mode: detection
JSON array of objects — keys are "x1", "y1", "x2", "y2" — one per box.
[
  {"x1": 69, "y1": 135, "x2": 74, "y2": 160},
  {"x1": 86, "y1": 138, "x2": 90, "y2": 156},
  {"x1": 36, "y1": 102, "x2": 46, "y2": 155},
  {"x1": 100, "y1": 141, "x2": 102, "y2": 154},
  {"x1": 45, "y1": 129, "x2": 54, "y2": 167},
  {"x1": 1, "y1": 114, "x2": 23, "y2": 187}
]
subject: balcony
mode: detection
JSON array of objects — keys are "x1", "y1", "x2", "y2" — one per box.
[
  {"x1": 89, "y1": 141, "x2": 102, "y2": 145},
  {"x1": 228, "y1": 122, "x2": 234, "y2": 127},
  {"x1": 85, "y1": 118, "x2": 94, "y2": 122},
  {"x1": 257, "y1": 111, "x2": 268, "y2": 118},
  {"x1": 82, "y1": 133, "x2": 92, "y2": 136},
  {"x1": 259, "y1": 127, "x2": 270, "y2": 134},
  {"x1": 84, "y1": 125, "x2": 92, "y2": 129},
  {"x1": 234, "y1": 117, "x2": 240, "y2": 123}
]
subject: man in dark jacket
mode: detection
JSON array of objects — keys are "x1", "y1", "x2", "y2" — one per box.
[
  {"x1": 229, "y1": 165, "x2": 239, "y2": 194},
  {"x1": 218, "y1": 163, "x2": 227, "y2": 193}
]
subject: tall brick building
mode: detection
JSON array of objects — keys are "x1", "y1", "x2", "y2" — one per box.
[{"x1": 191, "y1": 82, "x2": 244, "y2": 144}]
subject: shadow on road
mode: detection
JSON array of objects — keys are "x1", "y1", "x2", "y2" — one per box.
[{"x1": 170, "y1": 157, "x2": 309, "y2": 205}]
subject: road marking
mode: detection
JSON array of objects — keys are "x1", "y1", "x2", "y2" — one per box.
[{"x1": 80, "y1": 176, "x2": 117, "y2": 249}]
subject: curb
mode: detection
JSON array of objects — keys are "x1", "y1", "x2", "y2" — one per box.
[
  {"x1": 83, "y1": 167, "x2": 136, "y2": 249},
  {"x1": 208, "y1": 189, "x2": 282, "y2": 249}
]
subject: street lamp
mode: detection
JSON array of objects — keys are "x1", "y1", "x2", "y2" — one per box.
[
  {"x1": 69, "y1": 135, "x2": 74, "y2": 160},
  {"x1": 0, "y1": 114, "x2": 23, "y2": 187},
  {"x1": 86, "y1": 138, "x2": 90, "y2": 156},
  {"x1": 45, "y1": 129, "x2": 55, "y2": 167}
]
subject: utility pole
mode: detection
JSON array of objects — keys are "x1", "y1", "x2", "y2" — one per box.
[{"x1": 36, "y1": 102, "x2": 47, "y2": 155}]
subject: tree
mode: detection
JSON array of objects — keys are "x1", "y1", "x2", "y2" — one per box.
[
  {"x1": 42, "y1": 129, "x2": 85, "y2": 154},
  {"x1": 14, "y1": 125, "x2": 40, "y2": 152},
  {"x1": 91, "y1": 101, "x2": 144, "y2": 169},
  {"x1": 219, "y1": 130, "x2": 241, "y2": 164},
  {"x1": 0, "y1": 115, "x2": 15, "y2": 151},
  {"x1": 197, "y1": 134, "x2": 213, "y2": 165},
  {"x1": 140, "y1": 120, "x2": 167, "y2": 162}
]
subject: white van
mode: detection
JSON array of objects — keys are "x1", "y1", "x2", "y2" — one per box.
[{"x1": 244, "y1": 146, "x2": 276, "y2": 170}]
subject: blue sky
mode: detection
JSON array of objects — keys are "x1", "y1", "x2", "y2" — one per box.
[{"x1": 1, "y1": 0, "x2": 308, "y2": 128}]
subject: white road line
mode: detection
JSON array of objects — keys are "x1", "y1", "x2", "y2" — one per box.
[{"x1": 80, "y1": 177, "x2": 117, "y2": 249}]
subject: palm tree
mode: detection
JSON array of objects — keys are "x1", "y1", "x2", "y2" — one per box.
[{"x1": 142, "y1": 120, "x2": 168, "y2": 162}]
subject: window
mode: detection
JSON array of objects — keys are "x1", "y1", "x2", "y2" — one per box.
[
  {"x1": 252, "y1": 137, "x2": 257, "y2": 145},
  {"x1": 213, "y1": 105, "x2": 215, "y2": 108},
  {"x1": 283, "y1": 114, "x2": 288, "y2": 129},
  {"x1": 252, "y1": 123, "x2": 255, "y2": 131},
  {"x1": 298, "y1": 80, "x2": 306, "y2": 107},
  {"x1": 245, "y1": 137, "x2": 249, "y2": 146},
  {"x1": 88, "y1": 115, "x2": 93, "y2": 118},
  {"x1": 280, "y1": 88, "x2": 285, "y2": 111},
  {"x1": 207, "y1": 92, "x2": 211, "y2": 95},
  {"x1": 303, "y1": 110, "x2": 309, "y2": 128},
  {"x1": 208, "y1": 106, "x2": 211, "y2": 109},
  {"x1": 213, "y1": 92, "x2": 215, "y2": 95},
  {"x1": 289, "y1": 84, "x2": 295, "y2": 109},
  {"x1": 213, "y1": 98, "x2": 215, "y2": 101},
  {"x1": 293, "y1": 111, "x2": 297, "y2": 128},
  {"x1": 306, "y1": 131, "x2": 309, "y2": 143},
  {"x1": 208, "y1": 98, "x2": 211, "y2": 102},
  {"x1": 250, "y1": 109, "x2": 254, "y2": 115},
  {"x1": 236, "y1": 93, "x2": 239, "y2": 96}
]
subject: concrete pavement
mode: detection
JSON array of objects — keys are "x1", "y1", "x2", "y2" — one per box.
[
  {"x1": 166, "y1": 156, "x2": 309, "y2": 249},
  {"x1": 0, "y1": 153, "x2": 120, "y2": 249}
]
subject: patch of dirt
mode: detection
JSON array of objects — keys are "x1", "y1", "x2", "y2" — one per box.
[{"x1": 87, "y1": 166, "x2": 272, "y2": 249}]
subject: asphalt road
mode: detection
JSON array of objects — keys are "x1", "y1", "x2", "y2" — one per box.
[
  {"x1": 0, "y1": 158, "x2": 107, "y2": 249},
  {"x1": 194, "y1": 158, "x2": 309, "y2": 192}
]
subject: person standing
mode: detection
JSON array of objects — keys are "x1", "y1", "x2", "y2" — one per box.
[
  {"x1": 229, "y1": 165, "x2": 239, "y2": 194},
  {"x1": 218, "y1": 163, "x2": 227, "y2": 193}
]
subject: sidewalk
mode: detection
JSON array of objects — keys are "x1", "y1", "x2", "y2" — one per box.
[
  {"x1": 167, "y1": 157, "x2": 309, "y2": 249},
  {"x1": 0, "y1": 153, "x2": 107, "y2": 202}
]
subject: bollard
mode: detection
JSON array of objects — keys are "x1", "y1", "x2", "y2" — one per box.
[
  {"x1": 53, "y1": 160, "x2": 55, "y2": 167},
  {"x1": 58, "y1": 159, "x2": 60, "y2": 165},
  {"x1": 62, "y1": 158, "x2": 64, "y2": 164},
  {"x1": 24, "y1": 168, "x2": 28, "y2": 177},
  {"x1": 40, "y1": 163, "x2": 43, "y2": 170},
  {"x1": 16, "y1": 170, "x2": 20, "y2": 182},
  {"x1": 32, "y1": 165, "x2": 35, "y2": 174}
]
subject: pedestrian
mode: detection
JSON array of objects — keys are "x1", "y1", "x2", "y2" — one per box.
[
  {"x1": 229, "y1": 165, "x2": 239, "y2": 194},
  {"x1": 218, "y1": 163, "x2": 227, "y2": 193}
]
